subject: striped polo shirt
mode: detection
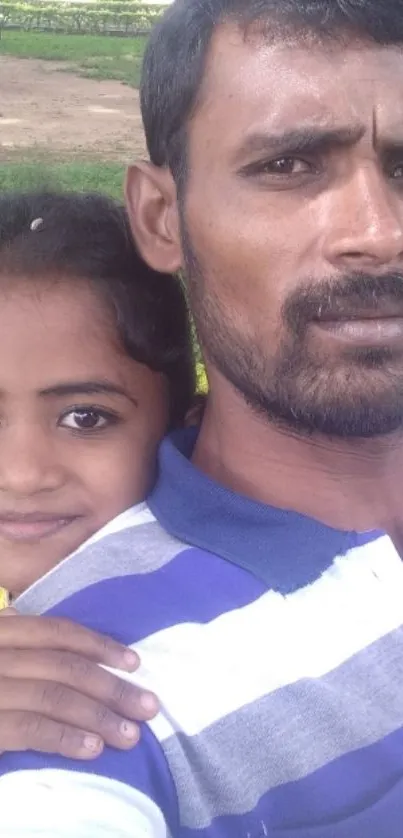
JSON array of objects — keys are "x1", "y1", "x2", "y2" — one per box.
[{"x1": 1, "y1": 426, "x2": 403, "y2": 836}]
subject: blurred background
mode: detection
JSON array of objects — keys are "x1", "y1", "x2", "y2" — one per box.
[{"x1": 0, "y1": 0, "x2": 168, "y2": 197}]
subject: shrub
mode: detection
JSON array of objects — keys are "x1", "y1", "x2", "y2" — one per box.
[{"x1": 0, "y1": 0, "x2": 165, "y2": 35}]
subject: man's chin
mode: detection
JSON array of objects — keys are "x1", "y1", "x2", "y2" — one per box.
[
  {"x1": 269, "y1": 398, "x2": 403, "y2": 439},
  {"x1": 245, "y1": 378, "x2": 403, "y2": 439}
]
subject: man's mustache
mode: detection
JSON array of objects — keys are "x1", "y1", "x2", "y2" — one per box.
[{"x1": 283, "y1": 272, "x2": 403, "y2": 334}]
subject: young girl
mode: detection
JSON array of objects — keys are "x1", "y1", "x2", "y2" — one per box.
[
  {"x1": 0, "y1": 189, "x2": 196, "y2": 758},
  {"x1": 0, "y1": 189, "x2": 194, "y2": 602}
]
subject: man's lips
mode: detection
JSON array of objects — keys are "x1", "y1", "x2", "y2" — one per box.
[
  {"x1": 309, "y1": 303, "x2": 403, "y2": 344},
  {"x1": 314, "y1": 306, "x2": 403, "y2": 323},
  {"x1": 0, "y1": 513, "x2": 81, "y2": 542},
  {"x1": 315, "y1": 317, "x2": 403, "y2": 341}
]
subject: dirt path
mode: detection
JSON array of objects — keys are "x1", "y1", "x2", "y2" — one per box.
[{"x1": 0, "y1": 56, "x2": 146, "y2": 160}]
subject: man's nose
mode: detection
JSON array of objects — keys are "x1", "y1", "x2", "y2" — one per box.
[{"x1": 323, "y1": 164, "x2": 403, "y2": 271}]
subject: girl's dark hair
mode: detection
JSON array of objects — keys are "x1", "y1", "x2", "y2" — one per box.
[{"x1": 0, "y1": 190, "x2": 195, "y2": 426}]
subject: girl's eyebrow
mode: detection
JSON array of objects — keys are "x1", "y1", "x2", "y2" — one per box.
[{"x1": 38, "y1": 380, "x2": 139, "y2": 407}]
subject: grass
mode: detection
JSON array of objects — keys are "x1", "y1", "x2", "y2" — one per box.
[
  {"x1": 0, "y1": 159, "x2": 125, "y2": 199},
  {"x1": 0, "y1": 30, "x2": 147, "y2": 86}
]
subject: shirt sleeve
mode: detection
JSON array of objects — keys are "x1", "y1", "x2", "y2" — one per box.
[
  {"x1": 0, "y1": 768, "x2": 170, "y2": 837},
  {"x1": 0, "y1": 713, "x2": 178, "y2": 838}
]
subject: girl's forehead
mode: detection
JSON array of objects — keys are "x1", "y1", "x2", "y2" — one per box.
[
  {"x1": 0, "y1": 279, "x2": 128, "y2": 388},
  {"x1": 0, "y1": 276, "x2": 169, "y2": 414}
]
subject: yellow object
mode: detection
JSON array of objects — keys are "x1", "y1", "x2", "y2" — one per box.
[
  {"x1": 0, "y1": 588, "x2": 9, "y2": 610},
  {"x1": 196, "y1": 362, "x2": 208, "y2": 394}
]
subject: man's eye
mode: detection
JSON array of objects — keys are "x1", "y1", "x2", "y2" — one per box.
[
  {"x1": 259, "y1": 157, "x2": 312, "y2": 175},
  {"x1": 59, "y1": 409, "x2": 112, "y2": 431},
  {"x1": 391, "y1": 163, "x2": 403, "y2": 179}
]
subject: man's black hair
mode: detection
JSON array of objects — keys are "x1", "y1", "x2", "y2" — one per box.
[
  {"x1": 141, "y1": 0, "x2": 403, "y2": 187},
  {"x1": 0, "y1": 190, "x2": 195, "y2": 426}
]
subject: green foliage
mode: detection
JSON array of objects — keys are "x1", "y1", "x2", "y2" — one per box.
[{"x1": 0, "y1": 0, "x2": 165, "y2": 35}]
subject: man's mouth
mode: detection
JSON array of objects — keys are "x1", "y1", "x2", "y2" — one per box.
[
  {"x1": 0, "y1": 513, "x2": 80, "y2": 543},
  {"x1": 311, "y1": 305, "x2": 403, "y2": 344}
]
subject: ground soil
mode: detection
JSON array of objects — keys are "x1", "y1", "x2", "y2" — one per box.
[{"x1": 0, "y1": 56, "x2": 146, "y2": 160}]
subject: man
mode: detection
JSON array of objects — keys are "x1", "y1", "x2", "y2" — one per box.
[{"x1": 2, "y1": 0, "x2": 403, "y2": 834}]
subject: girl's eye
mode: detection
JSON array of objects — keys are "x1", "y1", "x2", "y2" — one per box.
[{"x1": 59, "y1": 409, "x2": 112, "y2": 432}]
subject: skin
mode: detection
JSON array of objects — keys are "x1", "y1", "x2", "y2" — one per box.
[
  {"x1": 127, "y1": 29, "x2": 403, "y2": 546},
  {"x1": 0, "y1": 275, "x2": 167, "y2": 757},
  {"x1": 0, "y1": 611, "x2": 158, "y2": 758},
  {"x1": 0, "y1": 276, "x2": 168, "y2": 595}
]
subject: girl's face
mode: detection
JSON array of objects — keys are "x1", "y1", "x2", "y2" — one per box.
[{"x1": 0, "y1": 277, "x2": 169, "y2": 596}]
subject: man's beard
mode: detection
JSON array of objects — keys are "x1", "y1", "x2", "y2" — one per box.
[{"x1": 181, "y1": 223, "x2": 403, "y2": 439}]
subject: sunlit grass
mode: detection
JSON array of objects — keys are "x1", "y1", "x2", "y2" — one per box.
[
  {"x1": 0, "y1": 158, "x2": 125, "y2": 198},
  {"x1": 0, "y1": 30, "x2": 147, "y2": 86}
]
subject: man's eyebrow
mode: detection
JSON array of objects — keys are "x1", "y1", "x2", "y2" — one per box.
[
  {"x1": 235, "y1": 126, "x2": 366, "y2": 162},
  {"x1": 38, "y1": 380, "x2": 139, "y2": 407}
]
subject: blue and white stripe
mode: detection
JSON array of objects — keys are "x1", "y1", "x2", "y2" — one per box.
[{"x1": 0, "y1": 430, "x2": 403, "y2": 837}]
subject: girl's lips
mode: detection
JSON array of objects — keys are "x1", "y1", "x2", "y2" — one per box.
[{"x1": 0, "y1": 516, "x2": 79, "y2": 543}]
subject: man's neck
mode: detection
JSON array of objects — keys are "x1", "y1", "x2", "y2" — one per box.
[{"x1": 193, "y1": 373, "x2": 403, "y2": 536}]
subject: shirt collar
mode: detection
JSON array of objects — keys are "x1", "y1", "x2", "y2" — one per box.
[{"x1": 148, "y1": 428, "x2": 382, "y2": 593}]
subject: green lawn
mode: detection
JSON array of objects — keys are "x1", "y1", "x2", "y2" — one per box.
[
  {"x1": 0, "y1": 159, "x2": 125, "y2": 199},
  {"x1": 0, "y1": 30, "x2": 147, "y2": 85}
]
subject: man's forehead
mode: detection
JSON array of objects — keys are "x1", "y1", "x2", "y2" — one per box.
[{"x1": 195, "y1": 26, "x2": 403, "y2": 134}]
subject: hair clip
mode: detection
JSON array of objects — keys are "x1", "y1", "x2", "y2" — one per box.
[{"x1": 30, "y1": 217, "x2": 44, "y2": 232}]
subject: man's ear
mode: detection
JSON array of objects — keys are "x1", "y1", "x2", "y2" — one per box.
[{"x1": 125, "y1": 162, "x2": 183, "y2": 274}]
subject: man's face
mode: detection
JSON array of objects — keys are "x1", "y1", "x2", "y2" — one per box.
[{"x1": 180, "y1": 28, "x2": 403, "y2": 437}]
